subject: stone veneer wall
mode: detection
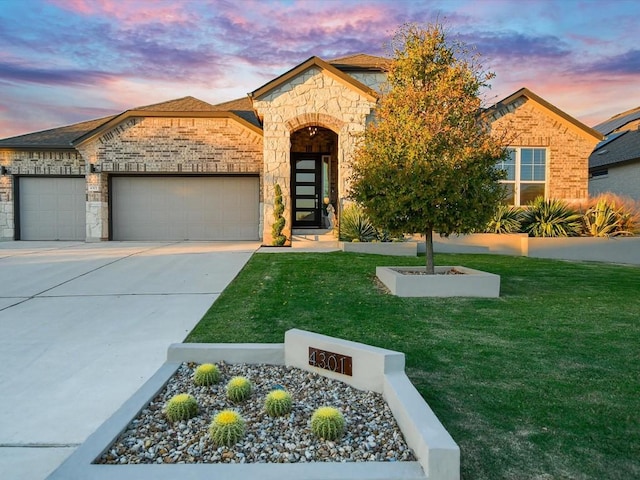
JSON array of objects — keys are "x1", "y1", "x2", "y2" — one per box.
[
  {"x1": 0, "y1": 149, "x2": 85, "y2": 240},
  {"x1": 252, "y1": 66, "x2": 377, "y2": 244},
  {"x1": 489, "y1": 98, "x2": 599, "y2": 202},
  {"x1": 75, "y1": 116, "x2": 263, "y2": 241}
]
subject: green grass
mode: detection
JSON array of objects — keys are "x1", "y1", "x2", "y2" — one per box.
[{"x1": 186, "y1": 252, "x2": 640, "y2": 479}]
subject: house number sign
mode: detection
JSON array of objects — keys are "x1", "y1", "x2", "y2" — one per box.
[{"x1": 308, "y1": 347, "x2": 352, "y2": 376}]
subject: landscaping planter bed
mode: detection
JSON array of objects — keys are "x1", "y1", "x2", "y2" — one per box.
[
  {"x1": 376, "y1": 266, "x2": 500, "y2": 297},
  {"x1": 47, "y1": 329, "x2": 459, "y2": 480},
  {"x1": 98, "y1": 362, "x2": 415, "y2": 465}
]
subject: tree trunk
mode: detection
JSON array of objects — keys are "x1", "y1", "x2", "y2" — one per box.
[{"x1": 425, "y1": 229, "x2": 435, "y2": 274}]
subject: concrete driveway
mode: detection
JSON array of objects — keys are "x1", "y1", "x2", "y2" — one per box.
[{"x1": 0, "y1": 241, "x2": 258, "y2": 480}]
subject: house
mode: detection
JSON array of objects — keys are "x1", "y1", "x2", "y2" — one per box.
[
  {"x1": 589, "y1": 106, "x2": 640, "y2": 201},
  {"x1": 0, "y1": 55, "x2": 601, "y2": 243}
]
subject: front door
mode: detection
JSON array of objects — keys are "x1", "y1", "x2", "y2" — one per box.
[{"x1": 292, "y1": 153, "x2": 322, "y2": 227}]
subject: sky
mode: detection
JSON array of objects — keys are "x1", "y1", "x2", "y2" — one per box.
[{"x1": 0, "y1": 0, "x2": 639, "y2": 139}]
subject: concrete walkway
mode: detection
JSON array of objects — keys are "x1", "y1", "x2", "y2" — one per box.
[{"x1": 0, "y1": 241, "x2": 258, "y2": 480}]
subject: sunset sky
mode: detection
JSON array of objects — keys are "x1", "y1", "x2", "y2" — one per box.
[{"x1": 1, "y1": 0, "x2": 638, "y2": 138}]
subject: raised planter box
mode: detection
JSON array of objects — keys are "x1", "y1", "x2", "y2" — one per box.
[
  {"x1": 425, "y1": 233, "x2": 640, "y2": 265},
  {"x1": 47, "y1": 329, "x2": 459, "y2": 480},
  {"x1": 377, "y1": 266, "x2": 501, "y2": 298},
  {"x1": 340, "y1": 241, "x2": 418, "y2": 256}
]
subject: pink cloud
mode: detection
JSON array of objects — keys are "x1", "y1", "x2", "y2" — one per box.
[{"x1": 49, "y1": 0, "x2": 191, "y2": 25}]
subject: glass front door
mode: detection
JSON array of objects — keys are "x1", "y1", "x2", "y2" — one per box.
[{"x1": 292, "y1": 154, "x2": 321, "y2": 227}]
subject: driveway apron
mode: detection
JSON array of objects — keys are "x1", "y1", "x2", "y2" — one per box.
[{"x1": 0, "y1": 241, "x2": 258, "y2": 480}]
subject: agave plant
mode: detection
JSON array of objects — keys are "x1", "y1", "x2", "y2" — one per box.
[
  {"x1": 583, "y1": 198, "x2": 632, "y2": 237},
  {"x1": 339, "y1": 204, "x2": 377, "y2": 242},
  {"x1": 521, "y1": 197, "x2": 582, "y2": 237},
  {"x1": 485, "y1": 205, "x2": 524, "y2": 234}
]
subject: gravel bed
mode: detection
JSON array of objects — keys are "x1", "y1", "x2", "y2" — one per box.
[{"x1": 97, "y1": 362, "x2": 416, "y2": 465}]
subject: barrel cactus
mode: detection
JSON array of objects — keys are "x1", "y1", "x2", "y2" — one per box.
[
  {"x1": 311, "y1": 406, "x2": 345, "y2": 440},
  {"x1": 193, "y1": 363, "x2": 220, "y2": 386},
  {"x1": 264, "y1": 389, "x2": 293, "y2": 417},
  {"x1": 209, "y1": 410, "x2": 246, "y2": 446},
  {"x1": 164, "y1": 393, "x2": 198, "y2": 422},
  {"x1": 226, "y1": 376, "x2": 252, "y2": 403}
]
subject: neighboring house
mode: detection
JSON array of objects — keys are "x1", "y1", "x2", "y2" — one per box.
[
  {"x1": 589, "y1": 106, "x2": 640, "y2": 201},
  {"x1": 0, "y1": 55, "x2": 601, "y2": 242}
]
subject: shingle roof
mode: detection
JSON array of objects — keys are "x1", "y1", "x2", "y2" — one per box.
[
  {"x1": 328, "y1": 53, "x2": 390, "y2": 71},
  {"x1": 209, "y1": 96, "x2": 260, "y2": 127},
  {"x1": 0, "y1": 115, "x2": 117, "y2": 148},
  {"x1": 594, "y1": 106, "x2": 640, "y2": 135},
  {"x1": 134, "y1": 96, "x2": 219, "y2": 112},
  {"x1": 589, "y1": 129, "x2": 640, "y2": 169}
]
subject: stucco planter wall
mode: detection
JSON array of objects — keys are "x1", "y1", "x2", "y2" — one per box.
[
  {"x1": 376, "y1": 266, "x2": 501, "y2": 298},
  {"x1": 340, "y1": 241, "x2": 418, "y2": 256},
  {"x1": 426, "y1": 233, "x2": 640, "y2": 265},
  {"x1": 47, "y1": 329, "x2": 459, "y2": 480}
]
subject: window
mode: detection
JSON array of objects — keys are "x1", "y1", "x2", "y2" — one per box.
[{"x1": 497, "y1": 147, "x2": 547, "y2": 206}]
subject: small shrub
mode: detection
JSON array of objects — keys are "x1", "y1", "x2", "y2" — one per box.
[
  {"x1": 164, "y1": 393, "x2": 198, "y2": 422},
  {"x1": 264, "y1": 389, "x2": 293, "y2": 417},
  {"x1": 485, "y1": 205, "x2": 524, "y2": 234},
  {"x1": 226, "y1": 376, "x2": 252, "y2": 403},
  {"x1": 339, "y1": 204, "x2": 377, "y2": 242},
  {"x1": 193, "y1": 363, "x2": 220, "y2": 386},
  {"x1": 521, "y1": 197, "x2": 582, "y2": 237},
  {"x1": 310, "y1": 406, "x2": 345, "y2": 440},
  {"x1": 209, "y1": 410, "x2": 246, "y2": 446}
]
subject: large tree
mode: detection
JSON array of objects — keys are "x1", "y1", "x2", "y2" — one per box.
[{"x1": 350, "y1": 23, "x2": 507, "y2": 273}]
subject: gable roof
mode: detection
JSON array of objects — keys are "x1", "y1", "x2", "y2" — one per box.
[
  {"x1": 0, "y1": 115, "x2": 117, "y2": 149},
  {"x1": 72, "y1": 96, "x2": 262, "y2": 146},
  {"x1": 486, "y1": 87, "x2": 603, "y2": 141},
  {"x1": 249, "y1": 56, "x2": 378, "y2": 103},
  {"x1": 594, "y1": 106, "x2": 640, "y2": 135},
  {"x1": 134, "y1": 96, "x2": 220, "y2": 112},
  {"x1": 589, "y1": 129, "x2": 640, "y2": 170},
  {"x1": 328, "y1": 54, "x2": 391, "y2": 71}
]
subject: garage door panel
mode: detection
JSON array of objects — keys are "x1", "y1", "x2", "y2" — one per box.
[
  {"x1": 19, "y1": 177, "x2": 86, "y2": 241},
  {"x1": 112, "y1": 176, "x2": 259, "y2": 241}
]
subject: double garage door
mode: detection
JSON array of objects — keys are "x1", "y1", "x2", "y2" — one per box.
[
  {"x1": 111, "y1": 176, "x2": 259, "y2": 241},
  {"x1": 17, "y1": 176, "x2": 259, "y2": 241}
]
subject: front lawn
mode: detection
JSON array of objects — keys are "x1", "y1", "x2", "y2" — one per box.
[{"x1": 186, "y1": 252, "x2": 639, "y2": 480}]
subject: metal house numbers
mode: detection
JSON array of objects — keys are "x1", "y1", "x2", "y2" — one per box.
[{"x1": 308, "y1": 347, "x2": 353, "y2": 376}]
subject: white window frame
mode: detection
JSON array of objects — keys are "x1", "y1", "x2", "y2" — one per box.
[{"x1": 499, "y1": 147, "x2": 548, "y2": 206}]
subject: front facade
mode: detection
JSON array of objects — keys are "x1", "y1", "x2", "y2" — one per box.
[{"x1": 0, "y1": 56, "x2": 600, "y2": 243}]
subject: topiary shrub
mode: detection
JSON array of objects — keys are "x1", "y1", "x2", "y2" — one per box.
[
  {"x1": 164, "y1": 393, "x2": 198, "y2": 422},
  {"x1": 521, "y1": 197, "x2": 582, "y2": 237},
  {"x1": 271, "y1": 184, "x2": 287, "y2": 246},
  {"x1": 193, "y1": 363, "x2": 220, "y2": 386},
  {"x1": 226, "y1": 376, "x2": 252, "y2": 403},
  {"x1": 485, "y1": 205, "x2": 524, "y2": 233},
  {"x1": 264, "y1": 389, "x2": 293, "y2": 417},
  {"x1": 310, "y1": 406, "x2": 345, "y2": 440},
  {"x1": 209, "y1": 410, "x2": 246, "y2": 446}
]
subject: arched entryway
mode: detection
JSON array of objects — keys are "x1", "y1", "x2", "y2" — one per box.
[{"x1": 290, "y1": 126, "x2": 338, "y2": 229}]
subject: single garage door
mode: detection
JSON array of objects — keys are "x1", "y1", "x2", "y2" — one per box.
[
  {"x1": 111, "y1": 176, "x2": 259, "y2": 240},
  {"x1": 18, "y1": 177, "x2": 86, "y2": 241}
]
